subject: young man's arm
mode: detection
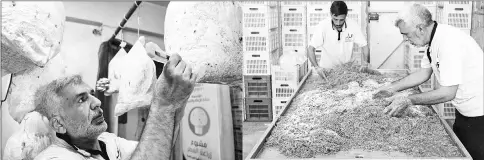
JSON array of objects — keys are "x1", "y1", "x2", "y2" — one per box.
[
  {"x1": 351, "y1": 20, "x2": 372, "y2": 72},
  {"x1": 308, "y1": 22, "x2": 325, "y2": 68},
  {"x1": 307, "y1": 46, "x2": 319, "y2": 67}
]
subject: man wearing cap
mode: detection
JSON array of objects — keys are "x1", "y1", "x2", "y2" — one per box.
[
  {"x1": 373, "y1": 4, "x2": 484, "y2": 159},
  {"x1": 307, "y1": 1, "x2": 371, "y2": 78}
]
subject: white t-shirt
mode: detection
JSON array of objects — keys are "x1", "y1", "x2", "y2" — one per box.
[
  {"x1": 34, "y1": 132, "x2": 138, "y2": 160},
  {"x1": 309, "y1": 18, "x2": 367, "y2": 68},
  {"x1": 421, "y1": 23, "x2": 484, "y2": 117}
]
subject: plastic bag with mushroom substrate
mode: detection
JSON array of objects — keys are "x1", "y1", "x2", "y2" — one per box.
[
  {"x1": 3, "y1": 111, "x2": 56, "y2": 160},
  {"x1": 7, "y1": 54, "x2": 67, "y2": 123},
  {"x1": 1, "y1": 1, "x2": 65, "y2": 76},
  {"x1": 105, "y1": 48, "x2": 127, "y2": 95},
  {"x1": 115, "y1": 37, "x2": 157, "y2": 116},
  {"x1": 164, "y1": 2, "x2": 242, "y2": 83}
]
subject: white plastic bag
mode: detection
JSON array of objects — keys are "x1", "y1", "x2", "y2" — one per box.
[
  {"x1": 115, "y1": 37, "x2": 157, "y2": 116},
  {"x1": 1, "y1": 1, "x2": 65, "y2": 76},
  {"x1": 164, "y1": 2, "x2": 242, "y2": 83},
  {"x1": 7, "y1": 54, "x2": 67, "y2": 123},
  {"x1": 105, "y1": 48, "x2": 127, "y2": 95},
  {"x1": 3, "y1": 111, "x2": 55, "y2": 160}
]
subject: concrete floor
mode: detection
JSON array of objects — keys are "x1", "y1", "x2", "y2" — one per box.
[{"x1": 242, "y1": 121, "x2": 271, "y2": 160}]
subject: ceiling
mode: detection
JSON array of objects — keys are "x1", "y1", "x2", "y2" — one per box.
[{"x1": 147, "y1": 1, "x2": 170, "y2": 7}]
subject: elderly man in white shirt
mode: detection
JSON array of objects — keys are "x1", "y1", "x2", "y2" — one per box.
[
  {"x1": 373, "y1": 4, "x2": 484, "y2": 159},
  {"x1": 34, "y1": 54, "x2": 197, "y2": 160},
  {"x1": 308, "y1": 1, "x2": 373, "y2": 79}
]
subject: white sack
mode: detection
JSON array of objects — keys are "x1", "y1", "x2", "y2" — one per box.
[
  {"x1": 3, "y1": 111, "x2": 55, "y2": 160},
  {"x1": 1, "y1": 1, "x2": 65, "y2": 76},
  {"x1": 115, "y1": 37, "x2": 157, "y2": 116},
  {"x1": 7, "y1": 54, "x2": 67, "y2": 123},
  {"x1": 164, "y1": 2, "x2": 243, "y2": 83},
  {"x1": 106, "y1": 48, "x2": 127, "y2": 95}
]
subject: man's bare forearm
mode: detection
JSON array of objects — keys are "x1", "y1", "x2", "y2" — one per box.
[
  {"x1": 307, "y1": 46, "x2": 319, "y2": 67},
  {"x1": 129, "y1": 100, "x2": 185, "y2": 160},
  {"x1": 408, "y1": 85, "x2": 458, "y2": 105},
  {"x1": 387, "y1": 68, "x2": 433, "y2": 92}
]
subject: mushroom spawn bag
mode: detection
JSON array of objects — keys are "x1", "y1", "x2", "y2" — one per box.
[
  {"x1": 115, "y1": 37, "x2": 157, "y2": 116},
  {"x1": 107, "y1": 48, "x2": 127, "y2": 94},
  {"x1": 3, "y1": 111, "x2": 55, "y2": 160},
  {"x1": 1, "y1": 1, "x2": 65, "y2": 76}
]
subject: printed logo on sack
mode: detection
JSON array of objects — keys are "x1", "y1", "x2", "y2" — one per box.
[{"x1": 188, "y1": 107, "x2": 210, "y2": 136}]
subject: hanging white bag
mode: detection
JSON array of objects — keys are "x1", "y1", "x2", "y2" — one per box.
[
  {"x1": 105, "y1": 47, "x2": 127, "y2": 96},
  {"x1": 115, "y1": 37, "x2": 157, "y2": 116}
]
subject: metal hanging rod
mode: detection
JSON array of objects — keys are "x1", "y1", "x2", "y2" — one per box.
[{"x1": 110, "y1": 1, "x2": 142, "y2": 40}]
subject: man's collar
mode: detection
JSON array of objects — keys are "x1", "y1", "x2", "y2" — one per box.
[
  {"x1": 332, "y1": 20, "x2": 347, "y2": 32},
  {"x1": 428, "y1": 21, "x2": 438, "y2": 47},
  {"x1": 54, "y1": 133, "x2": 104, "y2": 157}
]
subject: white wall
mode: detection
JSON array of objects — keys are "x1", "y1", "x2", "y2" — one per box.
[{"x1": 2, "y1": 2, "x2": 167, "y2": 156}]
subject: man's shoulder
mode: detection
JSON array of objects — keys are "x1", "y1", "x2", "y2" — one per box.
[
  {"x1": 34, "y1": 144, "x2": 85, "y2": 160},
  {"x1": 434, "y1": 24, "x2": 466, "y2": 49}
]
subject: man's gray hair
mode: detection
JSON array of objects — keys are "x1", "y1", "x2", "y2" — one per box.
[
  {"x1": 35, "y1": 74, "x2": 84, "y2": 120},
  {"x1": 395, "y1": 3, "x2": 433, "y2": 28}
]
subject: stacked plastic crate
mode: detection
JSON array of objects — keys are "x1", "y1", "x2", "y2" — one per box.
[
  {"x1": 270, "y1": 2, "x2": 309, "y2": 120},
  {"x1": 242, "y1": 1, "x2": 280, "y2": 122},
  {"x1": 403, "y1": 44, "x2": 435, "y2": 92},
  {"x1": 306, "y1": 1, "x2": 332, "y2": 64},
  {"x1": 436, "y1": 1, "x2": 472, "y2": 35}
]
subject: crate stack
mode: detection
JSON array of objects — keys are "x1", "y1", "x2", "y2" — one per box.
[
  {"x1": 229, "y1": 85, "x2": 243, "y2": 160},
  {"x1": 242, "y1": 1, "x2": 281, "y2": 122},
  {"x1": 436, "y1": 1, "x2": 472, "y2": 35},
  {"x1": 270, "y1": 2, "x2": 309, "y2": 120},
  {"x1": 403, "y1": 44, "x2": 435, "y2": 92},
  {"x1": 306, "y1": 1, "x2": 332, "y2": 64}
]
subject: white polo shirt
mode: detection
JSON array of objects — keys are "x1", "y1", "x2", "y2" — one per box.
[
  {"x1": 35, "y1": 132, "x2": 138, "y2": 160},
  {"x1": 421, "y1": 23, "x2": 484, "y2": 117},
  {"x1": 309, "y1": 18, "x2": 367, "y2": 68}
]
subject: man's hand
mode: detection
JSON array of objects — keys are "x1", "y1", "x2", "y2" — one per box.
[
  {"x1": 96, "y1": 78, "x2": 110, "y2": 92},
  {"x1": 382, "y1": 95, "x2": 413, "y2": 117},
  {"x1": 153, "y1": 53, "x2": 197, "y2": 110},
  {"x1": 96, "y1": 78, "x2": 119, "y2": 96},
  {"x1": 358, "y1": 64, "x2": 381, "y2": 75},
  {"x1": 314, "y1": 67, "x2": 328, "y2": 80}
]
